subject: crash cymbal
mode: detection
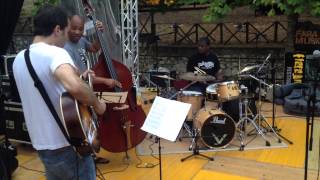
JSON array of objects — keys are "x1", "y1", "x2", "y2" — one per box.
[
  {"x1": 179, "y1": 72, "x2": 216, "y2": 82},
  {"x1": 152, "y1": 74, "x2": 175, "y2": 80},
  {"x1": 239, "y1": 65, "x2": 260, "y2": 74}
]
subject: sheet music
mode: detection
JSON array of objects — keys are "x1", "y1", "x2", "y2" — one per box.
[{"x1": 141, "y1": 96, "x2": 191, "y2": 141}]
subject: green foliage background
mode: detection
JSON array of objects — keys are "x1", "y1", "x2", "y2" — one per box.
[
  {"x1": 177, "y1": 0, "x2": 320, "y2": 21},
  {"x1": 32, "y1": 0, "x2": 60, "y2": 15}
]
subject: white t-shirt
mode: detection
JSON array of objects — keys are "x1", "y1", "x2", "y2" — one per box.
[{"x1": 13, "y1": 42, "x2": 75, "y2": 150}]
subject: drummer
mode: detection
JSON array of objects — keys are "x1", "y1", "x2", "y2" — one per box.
[{"x1": 186, "y1": 37, "x2": 223, "y2": 93}]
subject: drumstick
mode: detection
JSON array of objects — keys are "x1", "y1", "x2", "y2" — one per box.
[{"x1": 194, "y1": 66, "x2": 206, "y2": 75}]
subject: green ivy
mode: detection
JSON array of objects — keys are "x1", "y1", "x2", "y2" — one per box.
[
  {"x1": 32, "y1": 0, "x2": 60, "y2": 15},
  {"x1": 178, "y1": 0, "x2": 320, "y2": 21}
]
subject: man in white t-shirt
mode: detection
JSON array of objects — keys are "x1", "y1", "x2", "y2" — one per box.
[{"x1": 13, "y1": 5, "x2": 105, "y2": 180}]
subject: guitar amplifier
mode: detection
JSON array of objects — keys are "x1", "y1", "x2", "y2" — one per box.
[{"x1": 2, "y1": 101, "x2": 31, "y2": 144}]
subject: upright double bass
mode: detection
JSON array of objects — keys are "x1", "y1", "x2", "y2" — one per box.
[{"x1": 82, "y1": 0, "x2": 146, "y2": 153}]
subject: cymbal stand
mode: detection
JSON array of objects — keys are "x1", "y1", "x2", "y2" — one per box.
[
  {"x1": 237, "y1": 86, "x2": 271, "y2": 149},
  {"x1": 247, "y1": 74, "x2": 282, "y2": 144}
]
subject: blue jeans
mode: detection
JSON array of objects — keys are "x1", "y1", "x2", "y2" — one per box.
[{"x1": 38, "y1": 146, "x2": 96, "y2": 180}]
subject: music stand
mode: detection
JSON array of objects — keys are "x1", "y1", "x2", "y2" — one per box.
[
  {"x1": 141, "y1": 96, "x2": 191, "y2": 180},
  {"x1": 180, "y1": 128, "x2": 214, "y2": 162}
]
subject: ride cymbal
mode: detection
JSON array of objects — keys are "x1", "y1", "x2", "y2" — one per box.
[
  {"x1": 179, "y1": 72, "x2": 216, "y2": 82},
  {"x1": 152, "y1": 74, "x2": 175, "y2": 80}
]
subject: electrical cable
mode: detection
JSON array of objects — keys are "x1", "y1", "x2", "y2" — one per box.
[
  {"x1": 96, "y1": 166, "x2": 106, "y2": 180},
  {"x1": 101, "y1": 162, "x2": 129, "y2": 176},
  {"x1": 134, "y1": 137, "x2": 159, "y2": 169},
  {"x1": 18, "y1": 165, "x2": 45, "y2": 174}
]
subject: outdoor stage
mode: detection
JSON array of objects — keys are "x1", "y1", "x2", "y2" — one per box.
[{"x1": 10, "y1": 100, "x2": 320, "y2": 180}]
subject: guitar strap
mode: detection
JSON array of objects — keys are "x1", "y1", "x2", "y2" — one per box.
[{"x1": 24, "y1": 49, "x2": 74, "y2": 146}]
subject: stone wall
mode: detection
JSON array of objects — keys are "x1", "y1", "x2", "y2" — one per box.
[{"x1": 139, "y1": 46, "x2": 285, "y2": 84}]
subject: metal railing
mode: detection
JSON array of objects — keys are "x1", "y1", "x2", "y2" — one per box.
[{"x1": 139, "y1": 20, "x2": 288, "y2": 46}]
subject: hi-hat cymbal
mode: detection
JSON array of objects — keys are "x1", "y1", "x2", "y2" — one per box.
[
  {"x1": 152, "y1": 74, "x2": 175, "y2": 80},
  {"x1": 179, "y1": 72, "x2": 216, "y2": 82}
]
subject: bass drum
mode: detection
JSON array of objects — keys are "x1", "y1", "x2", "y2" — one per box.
[{"x1": 194, "y1": 109, "x2": 236, "y2": 148}]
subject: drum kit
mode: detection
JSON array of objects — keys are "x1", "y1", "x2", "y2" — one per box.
[{"x1": 152, "y1": 62, "x2": 282, "y2": 152}]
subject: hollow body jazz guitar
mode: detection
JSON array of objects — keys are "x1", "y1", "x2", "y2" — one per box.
[{"x1": 60, "y1": 54, "x2": 100, "y2": 156}]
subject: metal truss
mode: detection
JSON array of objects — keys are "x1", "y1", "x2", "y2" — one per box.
[{"x1": 121, "y1": 0, "x2": 140, "y2": 89}]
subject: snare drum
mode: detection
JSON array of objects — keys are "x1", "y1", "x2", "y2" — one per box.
[
  {"x1": 177, "y1": 91, "x2": 203, "y2": 120},
  {"x1": 206, "y1": 83, "x2": 219, "y2": 101},
  {"x1": 194, "y1": 109, "x2": 236, "y2": 148},
  {"x1": 217, "y1": 81, "x2": 240, "y2": 102}
]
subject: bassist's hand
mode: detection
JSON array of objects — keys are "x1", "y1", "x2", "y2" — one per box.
[
  {"x1": 112, "y1": 104, "x2": 129, "y2": 111},
  {"x1": 95, "y1": 20, "x2": 104, "y2": 32},
  {"x1": 103, "y1": 79, "x2": 122, "y2": 88},
  {"x1": 94, "y1": 102, "x2": 106, "y2": 115},
  {"x1": 81, "y1": 70, "x2": 95, "y2": 80}
]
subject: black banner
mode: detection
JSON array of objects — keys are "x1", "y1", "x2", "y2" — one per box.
[
  {"x1": 284, "y1": 52, "x2": 306, "y2": 84},
  {"x1": 295, "y1": 21, "x2": 320, "y2": 54}
]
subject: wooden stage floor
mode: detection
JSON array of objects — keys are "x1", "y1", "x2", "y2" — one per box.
[{"x1": 8, "y1": 95, "x2": 320, "y2": 180}]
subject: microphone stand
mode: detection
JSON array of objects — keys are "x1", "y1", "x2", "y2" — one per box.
[
  {"x1": 304, "y1": 74, "x2": 318, "y2": 180},
  {"x1": 270, "y1": 58, "x2": 293, "y2": 145}
]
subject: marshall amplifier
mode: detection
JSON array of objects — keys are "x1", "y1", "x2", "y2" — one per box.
[{"x1": 3, "y1": 101, "x2": 30, "y2": 144}]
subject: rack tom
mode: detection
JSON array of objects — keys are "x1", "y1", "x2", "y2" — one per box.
[{"x1": 217, "y1": 81, "x2": 240, "y2": 102}]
